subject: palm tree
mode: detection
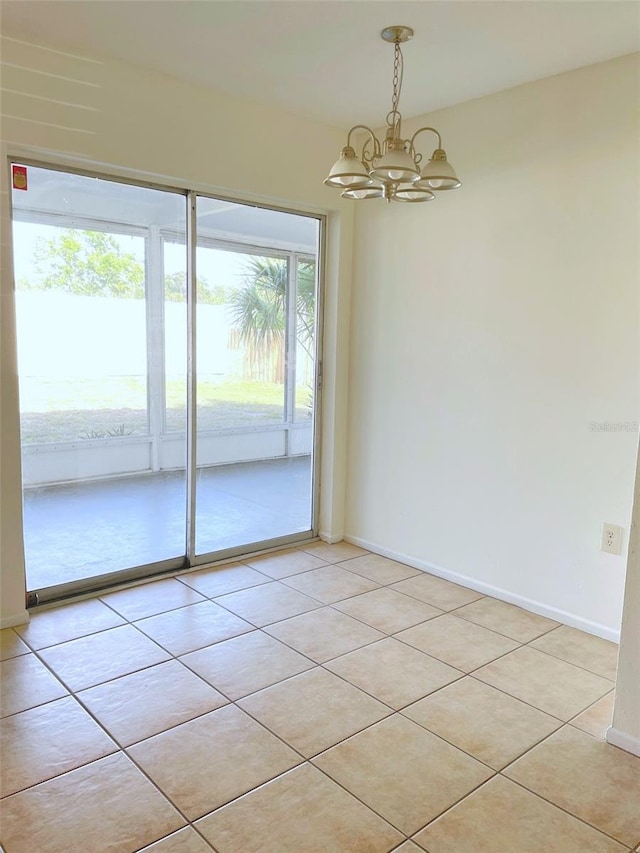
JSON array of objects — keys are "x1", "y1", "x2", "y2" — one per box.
[{"x1": 229, "y1": 256, "x2": 316, "y2": 382}]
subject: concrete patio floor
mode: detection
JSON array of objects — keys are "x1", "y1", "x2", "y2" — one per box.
[{"x1": 23, "y1": 456, "x2": 313, "y2": 591}]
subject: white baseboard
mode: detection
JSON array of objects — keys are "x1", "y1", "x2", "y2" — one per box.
[
  {"x1": 318, "y1": 531, "x2": 344, "y2": 545},
  {"x1": 1, "y1": 609, "x2": 30, "y2": 629},
  {"x1": 344, "y1": 534, "x2": 620, "y2": 643},
  {"x1": 606, "y1": 726, "x2": 640, "y2": 757}
]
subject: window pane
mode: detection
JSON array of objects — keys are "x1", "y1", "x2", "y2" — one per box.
[
  {"x1": 194, "y1": 196, "x2": 319, "y2": 556},
  {"x1": 197, "y1": 247, "x2": 286, "y2": 431},
  {"x1": 14, "y1": 222, "x2": 148, "y2": 444}
]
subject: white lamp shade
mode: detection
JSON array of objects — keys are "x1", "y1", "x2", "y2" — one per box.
[
  {"x1": 369, "y1": 148, "x2": 419, "y2": 183},
  {"x1": 341, "y1": 184, "x2": 383, "y2": 200},
  {"x1": 324, "y1": 149, "x2": 372, "y2": 188},
  {"x1": 393, "y1": 184, "x2": 435, "y2": 203},
  {"x1": 420, "y1": 154, "x2": 461, "y2": 190}
]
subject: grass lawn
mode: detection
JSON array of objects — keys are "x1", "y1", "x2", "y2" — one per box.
[{"x1": 19, "y1": 377, "x2": 311, "y2": 444}]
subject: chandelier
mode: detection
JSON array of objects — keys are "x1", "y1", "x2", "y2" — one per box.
[{"x1": 324, "y1": 26, "x2": 461, "y2": 203}]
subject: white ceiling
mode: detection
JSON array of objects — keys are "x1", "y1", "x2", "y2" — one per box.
[{"x1": 2, "y1": 1, "x2": 639, "y2": 128}]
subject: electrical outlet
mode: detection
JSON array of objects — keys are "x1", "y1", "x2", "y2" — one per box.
[{"x1": 601, "y1": 523, "x2": 623, "y2": 555}]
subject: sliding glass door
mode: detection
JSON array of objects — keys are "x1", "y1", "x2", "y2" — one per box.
[{"x1": 11, "y1": 163, "x2": 321, "y2": 601}]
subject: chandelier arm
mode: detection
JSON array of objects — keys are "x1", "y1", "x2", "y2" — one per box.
[
  {"x1": 345, "y1": 125, "x2": 381, "y2": 164},
  {"x1": 409, "y1": 126, "x2": 443, "y2": 155},
  {"x1": 346, "y1": 124, "x2": 380, "y2": 151},
  {"x1": 361, "y1": 135, "x2": 376, "y2": 168}
]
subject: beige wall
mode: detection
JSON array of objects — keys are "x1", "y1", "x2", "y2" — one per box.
[
  {"x1": 0, "y1": 37, "x2": 353, "y2": 625},
  {"x1": 346, "y1": 53, "x2": 640, "y2": 640}
]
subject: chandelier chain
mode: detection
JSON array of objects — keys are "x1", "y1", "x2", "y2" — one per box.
[{"x1": 388, "y1": 40, "x2": 404, "y2": 127}]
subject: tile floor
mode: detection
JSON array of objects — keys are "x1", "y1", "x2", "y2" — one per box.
[{"x1": 1, "y1": 542, "x2": 639, "y2": 853}]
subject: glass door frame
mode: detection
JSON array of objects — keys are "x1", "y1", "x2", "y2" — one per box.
[{"x1": 10, "y1": 158, "x2": 325, "y2": 604}]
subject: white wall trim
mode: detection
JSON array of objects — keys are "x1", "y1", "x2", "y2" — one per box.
[
  {"x1": 318, "y1": 531, "x2": 343, "y2": 544},
  {"x1": 1, "y1": 609, "x2": 30, "y2": 629},
  {"x1": 345, "y1": 534, "x2": 620, "y2": 643},
  {"x1": 606, "y1": 726, "x2": 640, "y2": 757}
]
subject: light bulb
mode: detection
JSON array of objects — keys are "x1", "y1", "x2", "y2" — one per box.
[
  {"x1": 388, "y1": 170, "x2": 404, "y2": 181},
  {"x1": 429, "y1": 179, "x2": 444, "y2": 188},
  {"x1": 341, "y1": 175, "x2": 365, "y2": 186},
  {"x1": 350, "y1": 189, "x2": 370, "y2": 199}
]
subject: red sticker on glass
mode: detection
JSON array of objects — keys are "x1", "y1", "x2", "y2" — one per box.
[{"x1": 12, "y1": 165, "x2": 28, "y2": 191}]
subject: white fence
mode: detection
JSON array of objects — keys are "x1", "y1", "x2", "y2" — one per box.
[{"x1": 16, "y1": 292, "x2": 313, "y2": 486}]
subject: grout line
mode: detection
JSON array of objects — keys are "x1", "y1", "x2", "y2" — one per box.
[
  {"x1": 389, "y1": 625, "x2": 518, "y2": 672},
  {"x1": 13, "y1": 616, "x2": 129, "y2": 653},
  {"x1": 463, "y1": 672, "x2": 582, "y2": 725},
  {"x1": 398, "y1": 696, "x2": 562, "y2": 773},
  {"x1": 445, "y1": 606, "x2": 561, "y2": 645},
  {"x1": 0, "y1": 698, "x2": 121, "y2": 800},
  {"x1": 305, "y1": 755, "x2": 413, "y2": 839},
  {"x1": 409, "y1": 773, "x2": 500, "y2": 841},
  {"x1": 501, "y1": 771, "x2": 636, "y2": 848},
  {"x1": 522, "y1": 639, "x2": 617, "y2": 682},
  {"x1": 567, "y1": 686, "x2": 615, "y2": 728}
]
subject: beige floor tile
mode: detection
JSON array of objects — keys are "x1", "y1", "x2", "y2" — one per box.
[
  {"x1": 0, "y1": 654, "x2": 67, "y2": 717},
  {"x1": 128, "y1": 705, "x2": 301, "y2": 820},
  {"x1": 134, "y1": 600, "x2": 253, "y2": 655},
  {"x1": 264, "y1": 607, "x2": 385, "y2": 663},
  {"x1": 100, "y1": 578, "x2": 205, "y2": 621},
  {"x1": 297, "y1": 541, "x2": 370, "y2": 563},
  {"x1": 238, "y1": 667, "x2": 390, "y2": 757},
  {"x1": 340, "y1": 553, "x2": 422, "y2": 584},
  {"x1": 138, "y1": 827, "x2": 215, "y2": 852},
  {"x1": 78, "y1": 659, "x2": 228, "y2": 746},
  {"x1": 214, "y1": 581, "x2": 321, "y2": 627},
  {"x1": 394, "y1": 844, "x2": 423, "y2": 852},
  {"x1": 197, "y1": 763, "x2": 403, "y2": 853},
  {"x1": 178, "y1": 562, "x2": 270, "y2": 597},
  {"x1": 403, "y1": 676, "x2": 561, "y2": 769},
  {"x1": 395, "y1": 613, "x2": 520, "y2": 672},
  {"x1": 454, "y1": 596, "x2": 558, "y2": 642},
  {"x1": 529, "y1": 624, "x2": 619, "y2": 680},
  {"x1": 180, "y1": 630, "x2": 314, "y2": 700},
  {"x1": 281, "y1": 564, "x2": 379, "y2": 603},
  {"x1": 504, "y1": 725, "x2": 640, "y2": 848},
  {"x1": 0, "y1": 628, "x2": 30, "y2": 660},
  {"x1": 570, "y1": 691, "x2": 615, "y2": 739},
  {"x1": 244, "y1": 548, "x2": 328, "y2": 579},
  {"x1": 325, "y1": 638, "x2": 461, "y2": 710},
  {"x1": 0, "y1": 695, "x2": 117, "y2": 797},
  {"x1": 414, "y1": 774, "x2": 627, "y2": 853},
  {"x1": 0, "y1": 752, "x2": 184, "y2": 853},
  {"x1": 15, "y1": 598, "x2": 125, "y2": 650},
  {"x1": 333, "y1": 587, "x2": 443, "y2": 634},
  {"x1": 390, "y1": 574, "x2": 483, "y2": 611},
  {"x1": 474, "y1": 646, "x2": 613, "y2": 720},
  {"x1": 38, "y1": 624, "x2": 170, "y2": 691},
  {"x1": 313, "y1": 714, "x2": 493, "y2": 835}
]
